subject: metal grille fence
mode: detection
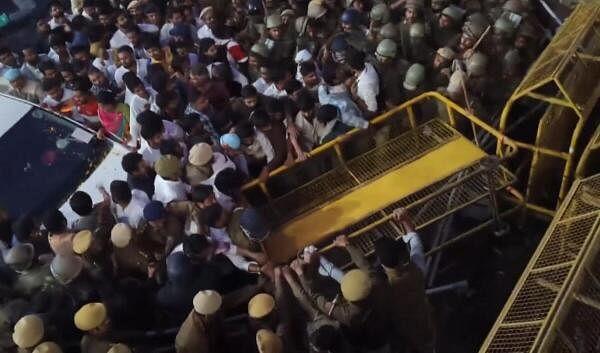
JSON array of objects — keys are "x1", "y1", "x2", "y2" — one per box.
[{"x1": 480, "y1": 174, "x2": 600, "y2": 353}]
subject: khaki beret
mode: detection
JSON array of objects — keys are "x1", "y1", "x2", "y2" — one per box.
[
  {"x1": 248, "y1": 293, "x2": 275, "y2": 319},
  {"x1": 74, "y1": 303, "x2": 107, "y2": 331},
  {"x1": 193, "y1": 290, "x2": 223, "y2": 315},
  {"x1": 72, "y1": 230, "x2": 93, "y2": 254},
  {"x1": 12, "y1": 314, "x2": 44, "y2": 348},
  {"x1": 256, "y1": 329, "x2": 283, "y2": 353},
  {"x1": 340, "y1": 269, "x2": 372, "y2": 302}
]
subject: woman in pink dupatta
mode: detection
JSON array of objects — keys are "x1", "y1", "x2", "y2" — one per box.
[{"x1": 97, "y1": 90, "x2": 130, "y2": 141}]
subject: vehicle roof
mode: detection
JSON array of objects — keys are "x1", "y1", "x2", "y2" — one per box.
[{"x1": 0, "y1": 93, "x2": 32, "y2": 137}]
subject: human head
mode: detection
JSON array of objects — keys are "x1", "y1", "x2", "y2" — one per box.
[
  {"x1": 316, "y1": 104, "x2": 339, "y2": 124},
  {"x1": 190, "y1": 184, "x2": 216, "y2": 208},
  {"x1": 110, "y1": 223, "x2": 132, "y2": 248},
  {"x1": 74, "y1": 302, "x2": 110, "y2": 334},
  {"x1": 188, "y1": 142, "x2": 214, "y2": 167},
  {"x1": 266, "y1": 14, "x2": 283, "y2": 40},
  {"x1": 340, "y1": 269, "x2": 372, "y2": 302},
  {"x1": 117, "y1": 45, "x2": 135, "y2": 68},
  {"x1": 248, "y1": 293, "x2": 275, "y2": 319},
  {"x1": 41, "y1": 77, "x2": 64, "y2": 102},
  {"x1": 12, "y1": 314, "x2": 44, "y2": 349},
  {"x1": 214, "y1": 168, "x2": 245, "y2": 198},
  {"x1": 433, "y1": 47, "x2": 455, "y2": 69},
  {"x1": 241, "y1": 85, "x2": 259, "y2": 108},
  {"x1": 42, "y1": 209, "x2": 67, "y2": 233},
  {"x1": 109, "y1": 180, "x2": 132, "y2": 206},
  {"x1": 50, "y1": 254, "x2": 84, "y2": 284},
  {"x1": 49, "y1": 1, "x2": 64, "y2": 18},
  {"x1": 249, "y1": 110, "x2": 272, "y2": 132},
  {"x1": 69, "y1": 191, "x2": 93, "y2": 216},
  {"x1": 299, "y1": 61, "x2": 319, "y2": 87},
  {"x1": 0, "y1": 47, "x2": 17, "y2": 68},
  {"x1": 143, "y1": 201, "x2": 166, "y2": 226},
  {"x1": 123, "y1": 71, "x2": 147, "y2": 98},
  {"x1": 239, "y1": 208, "x2": 270, "y2": 241},
  {"x1": 374, "y1": 237, "x2": 409, "y2": 268},
  {"x1": 193, "y1": 290, "x2": 222, "y2": 316},
  {"x1": 183, "y1": 233, "x2": 215, "y2": 263},
  {"x1": 155, "y1": 155, "x2": 182, "y2": 181},
  {"x1": 4, "y1": 69, "x2": 25, "y2": 89},
  {"x1": 3, "y1": 243, "x2": 35, "y2": 272},
  {"x1": 201, "y1": 203, "x2": 228, "y2": 228},
  {"x1": 256, "y1": 329, "x2": 282, "y2": 353},
  {"x1": 72, "y1": 77, "x2": 93, "y2": 105},
  {"x1": 296, "y1": 92, "x2": 316, "y2": 119},
  {"x1": 140, "y1": 118, "x2": 165, "y2": 148}
]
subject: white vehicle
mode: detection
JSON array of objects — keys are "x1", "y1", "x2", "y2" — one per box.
[{"x1": 0, "y1": 93, "x2": 128, "y2": 223}]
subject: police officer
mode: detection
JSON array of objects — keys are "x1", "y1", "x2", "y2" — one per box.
[
  {"x1": 431, "y1": 5, "x2": 464, "y2": 49},
  {"x1": 367, "y1": 3, "x2": 390, "y2": 42},
  {"x1": 261, "y1": 14, "x2": 295, "y2": 64},
  {"x1": 372, "y1": 39, "x2": 409, "y2": 109}
]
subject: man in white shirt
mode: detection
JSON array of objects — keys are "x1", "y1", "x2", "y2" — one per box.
[
  {"x1": 109, "y1": 180, "x2": 150, "y2": 228},
  {"x1": 123, "y1": 71, "x2": 154, "y2": 147},
  {"x1": 202, "y1": 204, "x2": 267, "y2": 274},
  {"x1": 348, "y1": 53, "x2": 380, "y2": 115},
  {"x1": 114, "y1": 46, "x2": 148, "y2": 89},
  {"x1": 41, "y1": 77, "x2": 75, "y2": 111},
  {"x1": 154, "y1": 155, "x2": 191, "y2": 205}
]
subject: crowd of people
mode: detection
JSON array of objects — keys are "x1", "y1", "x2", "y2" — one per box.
[{"x1": 0, "y1": 0, "x2": 546, "y2": 352}]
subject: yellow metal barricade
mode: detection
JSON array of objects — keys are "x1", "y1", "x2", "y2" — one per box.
[
  {"x1": 479, "y1": 174, "x2": 600, "y2": 353},
  {"x1": 496, "y1": 3, "x2": 600, "y2": 213},
  {"x1": 242, "y1": 92, "x2": 520, "y2": 263}
]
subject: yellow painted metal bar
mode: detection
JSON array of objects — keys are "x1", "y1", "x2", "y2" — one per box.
[
  {"x1": 525, "y1": 92, "x2": 574, "y2": 109},
  {"x1": 243, "y1": 91, "x2": 519, "y2": 191},
  {"x1": 478, "y1": 177, "x2": 584, "y2": 352},
  {"x1": 263, "y1": 137, "x2": 486, "y2": 263},
  {"x1": 406, "y1": 105, "x2": 417, "y2": 129}
]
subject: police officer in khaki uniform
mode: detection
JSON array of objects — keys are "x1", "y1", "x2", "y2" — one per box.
[
  {"x1": 288, "y1": 235, "x2": 392, "y2": 352},
  {"x1": 374, "y1": 209, "x2": 435, "y2": 353},
  {"x1": 175, "y1": 290, "x2": 224, "y2": 353},
  {"x1": 110, "y1": 223, "x2": 157, "y2": 280}
]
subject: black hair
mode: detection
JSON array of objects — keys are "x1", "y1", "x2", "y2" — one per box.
[
  {"x1": 97, "y1": 90, "x2": 117, "y2": 105},
  {"x1": 214, "y1": 168, "x2": 245, "y2": 197},
  {"x1": 266, "y1": 99, "x2": 285, "y2": 115},
  {"x1": 155, "y1": 91, "x2": 176, "y2": 110},
  {"x1": 200, "y1": 203, "x2": 224, "y2": 228},
  {"x1": 49, "y1": 34, "x2": 67, "y2": 48},
  {"x1": 299, "y1": 61, "x2": 316, "y2": 77},
  {"x1": 159, "y1": 139, "x2": 182, "y2": 158},
  {"x1": 72, "y1": 76, "x2": 92, "y2": 92},
  {"x1": 190, "y1": 63, "x2": 208, "y2": 76},
  {"x1": 117, "y1": 45, "x2": 135, "y2": 55},
  {"x1": 136, "y1": 110, "x2": 162, "y2": 127},
  {"x1": 374, "y1": 237, "x2": 409, "y2": 268},
  {"x1": 122, "y1": 71, "x2": 143, "y2": 92},
  {"x1": 70, "y1": 45, "x2": 90, "y2": 56},
  {"x1": 143, "y1": 36, "x2": 161, "y2": 50},
  {"x1": 296, "y1": 91, "x2": 315, "y2": 111},
  {"x1": 121, "y1": 152, "x2": 143, "y2": 174},
  {"x1": 284, "y1": 79, "x2": 303, "y2": 95},
  {"x1": 110, "y1": 180, "x2": 132, "y2": 204},
  {"x1": 187, "y1": 88, "x2": 207, "y2": 105},
  {"x1": 249, "y1": 110, "x2": 271, "y2": 128},
  {"x1": 183, "y1": 233, "x2": 211, "y2": 258},
  {"x1": 321, "y1": 63, "x2": 339, "y2": 86},
  {"x1": 316, "y1": 104, "x2": 338, "y2": 123},
  {"x1": 310, "y1": 325, "x2": 342, "y2": 352},
  {"x1": 70, "y1": 15, "x2": 89, "y2": 31},
  {"x1": 69, "y1": 191, "x2": 93, "y2": 216},
  {"x1": 347, "y1": 51, "x2": 366, "y2": 72},
  {"x1": 41, "y1": 77, "x2": 62, "y2": 91},
  {"x1": 147, "y1": 64, "x2": 169, "y2": 92},
  {"x1": 190, "y1": 184, "x2": 214, "y2": 203},
  {"x1": 140, "y1": 117, "x2": 165, "y2": 140},
  {"x1": 0, "y1": 47, "x2": 11, "y2": 56},
  {"x1": 241, "y1": 85, "x2": 258, "y2": 98},
  {"x1": 12, "y1": 216, "x2": 35, "y2": 243},
  {"x1": 234, "y1": 121, "x2": 255, "y2": 139},
  {"x1": 42, "y1": 209, "x2": 67, "y2": 233},
  {"x1": 39, "y1": 60, "x2": 57, "y2": 73},
  {"x1": 58, "y1": 62, "x2": 74, "y2": 73},
  {"x1": 198, "y1": 37, "x2": 216, "y2": 54}
]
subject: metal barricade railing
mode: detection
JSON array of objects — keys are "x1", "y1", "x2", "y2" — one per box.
[
  {"x1": 479, "y1": 173, "x2": 600, "y2": 353},
  {"x1": 496, "y1": 3, "x2": 600, "y2": 213},
  {"x1": 242, "y1": 91, "x2": 520, "y2": 228}
]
